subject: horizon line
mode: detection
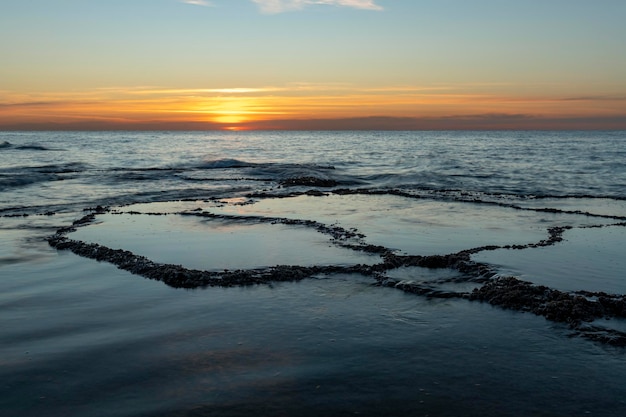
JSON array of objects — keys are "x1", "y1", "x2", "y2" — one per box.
[{"x1": 2, "y1": 114, "x2": 626, "y2": 132}]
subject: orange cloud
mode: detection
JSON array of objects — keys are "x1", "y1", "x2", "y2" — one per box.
[{"x1": 1, "y1": 84, "x2": 625, "y2": 130}]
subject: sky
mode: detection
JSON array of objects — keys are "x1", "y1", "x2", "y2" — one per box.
[{"x1": 1, "y1": 0, "x2": 625, "y2": 130}]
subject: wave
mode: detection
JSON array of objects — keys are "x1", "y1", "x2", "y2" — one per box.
[
  {"x1": 0, "y1": 172, "x2": 60, "y2": 189},
  {"x1": 198, "y1": 158, "x2": 335, "y2": 174},
  {"x1": 245, "y1": 161, "x2": 334, "y2": 176},
  {"x1": 0, "y1": 141, "x2": 56, "y2": 151},
  {"x1": 0, "y1": 162, "x2": 89, "y2": 189},
  {"x1": 198, "y1": 158, "x2": 256, "y2": 169},
  {"x1": 34, "y1": 162, "x2": 89, "y2": 174},
  {"x1": 16, "y1": 144, "x2": 53, "y2": 151}
]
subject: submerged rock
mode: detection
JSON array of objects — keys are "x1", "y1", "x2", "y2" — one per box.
[{"x1": 279, "y1": 177, "x2": 338, "y2": 187}]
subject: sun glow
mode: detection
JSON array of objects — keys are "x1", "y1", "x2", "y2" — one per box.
[
  {"x1": 224, "y1": 125, "x2": 245, "y2": 131},
  {"x1": 192, "y1": 96, "x2": 285, "y2": 126},
  {"x1": 2, "y1": 84, "x2": 625, "y2": 130},
  {"x1": 211, "y1": 112, "x2": 247, "y2": 125}
]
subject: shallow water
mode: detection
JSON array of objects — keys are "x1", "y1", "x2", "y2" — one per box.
[
  {"x1": 208, "y1": 193, "x2": 586, "y2": 254},
  {"x1": 474, "y1": 225, "x2": 626, "y2": 294},
  {"x1": 69, "y1": 212, "x2": 377, "y2": 270},
  {"x1": 2, "y1": 250, "x2": 626, "y2": 417}
]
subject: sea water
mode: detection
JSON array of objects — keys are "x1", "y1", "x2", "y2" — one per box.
[{"x1": 1, "y1": 130, "x2": 626, "y2": 416}]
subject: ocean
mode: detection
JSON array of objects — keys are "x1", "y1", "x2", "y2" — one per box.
[{"x1": 2, "y1": 130, "x2": 626, "y2": 416}]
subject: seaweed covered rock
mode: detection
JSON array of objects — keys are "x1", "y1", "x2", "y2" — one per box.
[
  {"x1": 470, "y1": 276, "x2": 623, "y2": 326},
  {"x1": 280, "y1": 177, "x2": 338, "y2": 187}
]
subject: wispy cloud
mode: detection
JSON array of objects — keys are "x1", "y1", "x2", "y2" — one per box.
[
  {"x1": 251, "y1": 0, "x2": 383, "y2": 14},
  {"x1": 180, "y1": 0, "x2": 213, "y2": 6},
  {"x1": 558, "y1": 95, "x2": 626, "y2": 102}
]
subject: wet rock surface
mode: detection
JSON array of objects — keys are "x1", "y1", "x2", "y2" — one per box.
[
  {"x1": 46, "y1": 201, "x2": 626, "y2": 347},
  {"x1": 470, "y1": 277, "x2": 626, "y2": 346},
  {"x1": 279, "y1": 177, "x2": 338, "y2": 187}
]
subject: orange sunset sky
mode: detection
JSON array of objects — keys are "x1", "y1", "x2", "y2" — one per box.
[{"x1": 1, "y1": 0, "x2": 625, "y2": 130}]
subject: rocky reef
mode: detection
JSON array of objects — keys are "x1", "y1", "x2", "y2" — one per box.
[{"x1": 46, "y1": 201, "x2": 626, "y2": 347}]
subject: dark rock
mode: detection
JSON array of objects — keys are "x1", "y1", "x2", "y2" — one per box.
[{"x1": 279, "y1": 177, "x2": 338, "y2": 187}]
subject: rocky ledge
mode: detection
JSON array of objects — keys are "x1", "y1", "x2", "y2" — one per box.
[
  {"x1": 470, "y1": 276, "x2": 626, "y2": 346},
  {"x1": 46, "y1": 206, "x2": 626, "y2": 346}
]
